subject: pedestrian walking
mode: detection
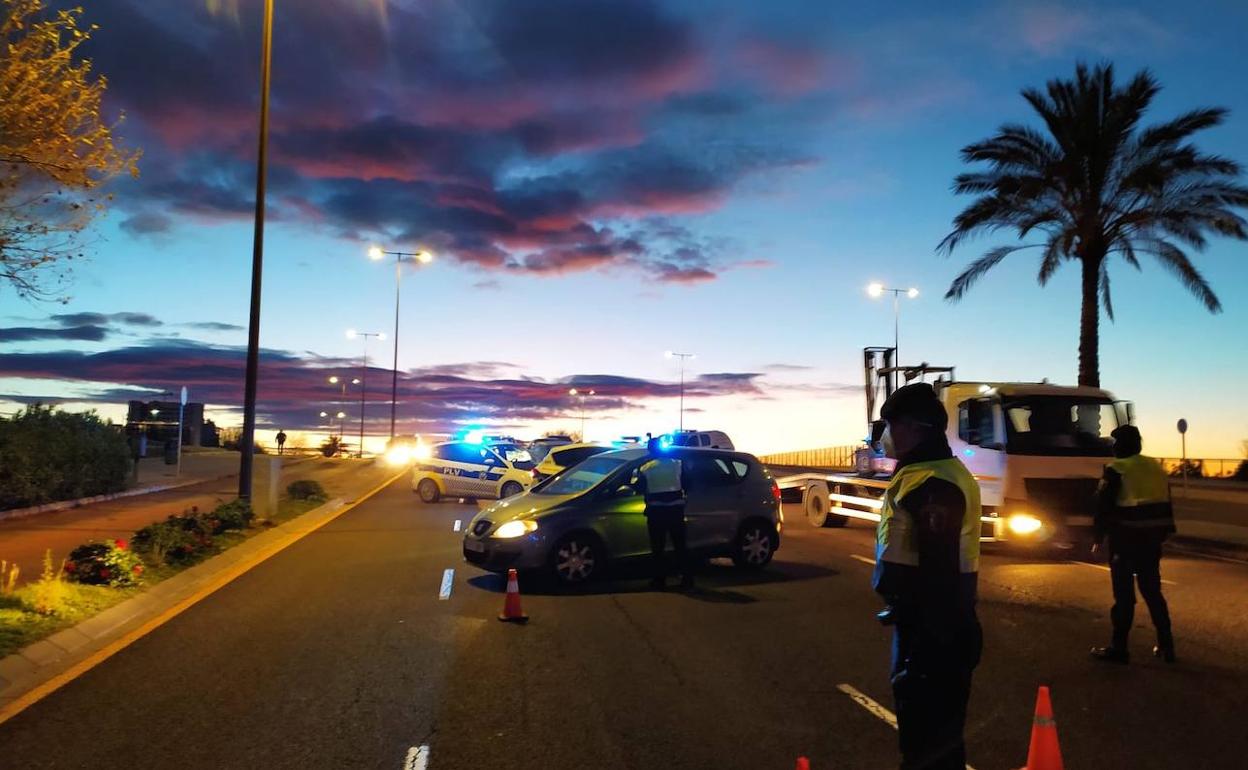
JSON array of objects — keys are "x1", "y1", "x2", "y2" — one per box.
[
  {"x1": 871, "y1": 383, "x2": 982, "y2": 770},
  {"x1": 275, "y1": 429, "x2": 287, "y2": 455},
  {"x1": 1090, "y1": 425, "x2": 1177, "y2": 664},
  {"x1": 639, "y1": 437, "x2": 693, "y2": 590}
]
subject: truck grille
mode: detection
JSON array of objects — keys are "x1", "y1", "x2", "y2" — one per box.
[{"x1": 1023, "y1": 478, "x2": 1098, "y2": 518}]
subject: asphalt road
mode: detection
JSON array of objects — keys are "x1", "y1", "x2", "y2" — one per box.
[{"x1": 2, "y1": 478, "x2": 1246, "y2": 769}]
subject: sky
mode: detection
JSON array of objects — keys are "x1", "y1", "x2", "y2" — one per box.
[{"x1": 2, "y1": 0, "x2": 1247, "y2": 458}]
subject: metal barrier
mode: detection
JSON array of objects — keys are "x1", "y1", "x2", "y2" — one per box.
[{"x1": 758, "y1": 445, "x2": 857, "y2": 470}]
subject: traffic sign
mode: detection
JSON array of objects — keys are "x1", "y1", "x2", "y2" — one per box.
[{"x1": 1177, "y1": 418, "x2": 1188, "y2": 435}]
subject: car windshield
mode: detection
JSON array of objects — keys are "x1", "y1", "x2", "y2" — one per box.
[
  {"x1": 1003, "y1": 397, "x2": 1120, "y2": 456},
  {"x1": 490, "y1": 443, "x2": 533, "y2": 465},
  {"x1": 533, "y1": 456, "x2": 627, "y2": 496}
]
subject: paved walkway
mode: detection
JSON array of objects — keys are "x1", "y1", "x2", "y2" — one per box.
[{"x1": 0, "y1": 455, "x2": 393, "y2": 586}]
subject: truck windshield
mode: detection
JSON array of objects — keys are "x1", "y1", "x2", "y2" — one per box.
[{"x1": 1003, "y1": 397, "x2": 1119, "y2": 456}]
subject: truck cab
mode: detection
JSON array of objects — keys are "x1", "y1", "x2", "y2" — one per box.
[{"x1": 939, "y1": 381, "x2": 1130, "y2": 545}]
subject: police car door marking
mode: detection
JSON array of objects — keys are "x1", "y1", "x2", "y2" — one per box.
[{"x1": 439, "y1": 569, "x2": 454, "y2": 600}]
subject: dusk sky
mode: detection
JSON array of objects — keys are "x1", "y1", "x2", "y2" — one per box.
[{"x1": 2, "y1": 0, "x2": 1246, "y2": 457}]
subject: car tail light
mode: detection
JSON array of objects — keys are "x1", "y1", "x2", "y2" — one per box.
[{"x1": 771, "y1": 479, "x2": 782, "y2": 503}]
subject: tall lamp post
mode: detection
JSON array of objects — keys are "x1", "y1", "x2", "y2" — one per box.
[
  {"x1": 238, "y1": 0, "x2": 276, "y2": 502},
  {"x1": 367, "y1": 245, "x2": 434, "y2": 444},
  {"x1": 664, "y1": 351, "x2": 695, "y2": 432},
  {"x1": 568, "y1": 388, "x2": 595, "y2": 440},
  {"x1": 328, "y1": 375, "x2": 360, "y2": 436},
  {"x1": 867, "y1": 283, "x2": 919, "y2": 365},
  {"x1": 347, "y1": 329, "x2": 385, "y2": 458}
]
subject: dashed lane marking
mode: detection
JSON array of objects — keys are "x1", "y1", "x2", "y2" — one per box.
[
  {"x1": 453, "y1": 519, "x2": 462, "y2": 532},
  {"x1": 439, "y1": 569, "x2": 454, "y2": 600},
  {"x1": 837, "y1": 684, "x2": 978, "y2": 770},
  {"x1": 850, "y1": 554, "x2": 875, "y2": 566},
  {"x1": 1067, "y1": 560, "x2": 1176, "y2": 585},
  {"x1": 403, "y1": 744, "x2": 430, "y2": 770}
]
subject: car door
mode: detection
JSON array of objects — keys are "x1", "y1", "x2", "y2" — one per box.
[
  {"x1": 594, "y1": 463, "x2": 650, "y2": 560},
  {"x1": 433, "y1": 443, "x2": 466, "y2": 496},
  {"x1": 682, "y1": 454, "x2": 742, "y2": 551},
  {"x1": 458, "y1": 444, "x2": 497, "y2": 498}
]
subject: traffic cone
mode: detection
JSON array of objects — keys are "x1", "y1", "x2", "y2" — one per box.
[
  {"x1": 795, "y1": 757, "x2": 810, "y2": 770},
  {"x1": 498, "y1": 568, "x2": 528, "y2": 623},
  {"x1": 1023, "y1": 685, "x2": 1063, "y2": 770}
]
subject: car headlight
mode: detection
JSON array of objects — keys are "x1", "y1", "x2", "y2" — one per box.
[
  {"x1": 493, "y1": 520, "x2": 538, "y2": 539},
  {"x1": 1007, "y1": 513, "x2": 1043, "y2": 535},
  {"x1": 385, "y1": 446, "x2": 412, "y2": 466}
]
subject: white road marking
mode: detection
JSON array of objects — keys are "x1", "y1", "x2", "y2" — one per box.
[
  {"x1": 1067, "y1": 560, "x2": 1176, "y2": 585},
  {"x1": 850, "y1": 554, "x2": 875, "y2": 566},
  {"x1": 453, "y1": 519, "x2": 462, "y2": 532},
  {"x1": 403, "y1": 744, "x2": 429, "y2": 770},
  {"x1": 439, "y1": 569, "x2": 454, "y2": 600},
  {"x1": 837, "y1": 684, "x2": 978, "y2": 770}
]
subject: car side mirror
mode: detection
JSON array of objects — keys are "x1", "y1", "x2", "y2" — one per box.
[{"x1": 614, "y1": 484, "x2": 637, "y2": 498}]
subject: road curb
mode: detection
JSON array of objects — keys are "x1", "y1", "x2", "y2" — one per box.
[{"x1": 0, "y1": 469, "x2": 405, "y2": 724}]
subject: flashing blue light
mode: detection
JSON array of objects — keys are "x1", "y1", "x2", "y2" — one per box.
[
  {"x1": 963, "y1": 448, "x2": 976, "y2": 457},
  {"x1": 464, "y1": 430, "x2": 485, "y2": 445}
]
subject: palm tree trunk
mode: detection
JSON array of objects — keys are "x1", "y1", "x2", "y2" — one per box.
[{"x1": 1078, "y1": 255, "x2": 1101, "y2": 387}]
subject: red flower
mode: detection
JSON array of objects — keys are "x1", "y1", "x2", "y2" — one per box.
[
  {"x1": 132, "y1": 565, "x2": 143, "y2": 574},
  {"x1": 114, "y1": 539, "x2": 128, "y2": 550},
  {"x1": 64, "y1": 562, "x2": 76, "y2": 572},
  {"x1": 100, "y1": 568, "x2": 111, "y2": 579}
]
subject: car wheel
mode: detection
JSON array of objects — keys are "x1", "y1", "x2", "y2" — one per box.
[
  {"x1": 417, "y1": 479, "x2": 440, "y2": 504},
  {"x1": 551, "y1": 533, "x2": 601, "y2": 585},
  {"x1": 733, "y1": 520, "x2": 777, "y2": 569},
  {"x1": 500, "y1": 481, "x2": 523, "y2": 498}
]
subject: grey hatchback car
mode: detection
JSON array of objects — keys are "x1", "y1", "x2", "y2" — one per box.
[{"x1": 462, "y1": 447, "x2": 783, "y2": 585}]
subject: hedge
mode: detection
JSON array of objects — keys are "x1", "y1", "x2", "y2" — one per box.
[{"x1": 0, "y1": 404, "x2": 132, "y2": 510}]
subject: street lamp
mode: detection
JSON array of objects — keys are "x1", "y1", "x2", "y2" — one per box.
[
  {"x1": 568, "y1": 388, "x2": 596, "y2": 440},
  {"x1": 367, "y1": 245, "x2": 434, "y2": 444},
  {"x1": 237, "y1": 0, "x2": 275, "y2": 503},
  {"x1": 866, "y1": 283, "x2": 919, "y2": 365},
  {"x1": 327, "y1": 376, "x2": 359, "y2": 437},
  {"x1": 347, "y1": 329, "x2": 385, "y2": 458},
  {"x1": 664, "y1": 351, "x2": 695, "y2": 432}
]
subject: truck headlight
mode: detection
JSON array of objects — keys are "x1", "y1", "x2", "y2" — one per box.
[
  {"x1": 493, "y1": 520, "x2": 538, "y2": 539},
  {"x1": 1007, "y1": 513, "x2": 1043, "y2": 535}
]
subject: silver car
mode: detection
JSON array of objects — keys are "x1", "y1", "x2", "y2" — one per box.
[{"x1": 462, "y1": 447, "x2": 783, "y2": 585}]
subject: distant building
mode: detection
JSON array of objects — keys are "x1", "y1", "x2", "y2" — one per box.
[{"x1": 126, "y1": 400, "x2": 205, "y2": 447}]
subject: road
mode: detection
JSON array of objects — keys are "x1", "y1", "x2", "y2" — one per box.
[{"x1": 2, "y1": 477, "x2": 1246, "y2": 769}]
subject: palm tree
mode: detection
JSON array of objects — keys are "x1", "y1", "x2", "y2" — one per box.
[{"x1": 939, "y1": 63, "x2": 1248, "y2": 387}]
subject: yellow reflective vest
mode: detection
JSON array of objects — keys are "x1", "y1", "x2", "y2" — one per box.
[
  {"x1": 876, "y1": 458, "x2": 981, "y2": 573},
  {"x1": 1107, "y1": 454, "x2": 1174, "y2": 532}
]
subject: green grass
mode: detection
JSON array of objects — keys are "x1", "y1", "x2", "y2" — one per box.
[
  {"x1": 0, "y1": 583, "x2": 137, "y2": 659},
  {"x1": 0, "y1": 495, "x2": 332, "y2": 660}
]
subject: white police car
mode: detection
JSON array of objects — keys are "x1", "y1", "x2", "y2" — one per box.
[{"x1": 412, "y1": 440, "x2": 535, "y2": 503}]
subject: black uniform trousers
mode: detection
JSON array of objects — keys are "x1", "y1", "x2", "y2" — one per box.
[
  {"x1": 891, "y1": 617, "x2": 983, "y2": 770},
  {"x1": 644, "y1": 494, "x2": 689, "y2": 579},
  {"x1": 1109, "y1": 539, "x2": 1172, "y2": 650}
]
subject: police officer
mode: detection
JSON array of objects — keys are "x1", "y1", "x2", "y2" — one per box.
[
  {"x1": 872, "y1": 383, "x2": 982, "y2": 770},
  {"x1": 639, "y1": 437, "x2": 693, "y2": 590},
  {"x1": 1090, "y1": 425, "x2": 1176, "y2": 664}
]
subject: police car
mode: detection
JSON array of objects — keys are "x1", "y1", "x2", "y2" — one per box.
[{"x1": 412, "y1": 440, "x2": 535, "y2": 503}]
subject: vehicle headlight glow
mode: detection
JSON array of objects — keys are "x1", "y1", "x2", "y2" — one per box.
[
  {"x1": 385, "y1": 446, "x2": 413, "y2": 466},
  {"x1": 493, "y1": 520, "x2": 538, "y2": 539},
  {"x1": 1007, "y1": 513, "x2": 1043, "y2": 535}
]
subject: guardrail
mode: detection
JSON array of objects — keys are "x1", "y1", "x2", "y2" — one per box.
[{"x1": 758, "y1": 446, "x2": 857, "y2": 469}]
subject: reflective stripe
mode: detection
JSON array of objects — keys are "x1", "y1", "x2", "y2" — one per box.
[{"x1": 875, "y1": 458, "x2": 981, "y2": 573}]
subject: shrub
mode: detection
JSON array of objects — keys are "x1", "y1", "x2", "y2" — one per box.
[
  {"x1": 286, "y1": 479, "x2": 327, "y2": 502},
  {"x1": 64, "y1": 539, "x2": 144, "y2": 587},
  {"x1": 1169, "y1": 459, "x2": 1204, "y2": 478},
  {"x1": 0, "y1": 404, "x2": 132, "y2": 510},
  {"x1": 132, "y1": 514, "x2": 214, "y2": 566},
  {"x1": 212, "y1": 500, "x2": 254, "y2": 532},
  {"x1": 320, "y1": 435, "x2": 344, "y2": 457},
  {"x1": 1, "y1": 559, "x2": 18, "y2": 595},
  {"x1": 1234, "y1": 460, "x2": 1248, "y2": 482},
  {"x1": 28, "y1": 550, "x2": 68, "y2": 616}
]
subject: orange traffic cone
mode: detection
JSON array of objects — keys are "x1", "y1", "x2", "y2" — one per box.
[
  {"x1": 498, "y1": 568, "x2": 528, "y2": 623},
  {"x1": 1023, "y1": 685, "x2": 1063, "y2": 770},
  {"x1": 795, "y1": 757, "x2": 810, "y2": 770}
]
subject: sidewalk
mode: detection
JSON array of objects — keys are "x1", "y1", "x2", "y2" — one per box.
[{"x1": 0, "y1": 454, "x2": 392, "y2": 587}]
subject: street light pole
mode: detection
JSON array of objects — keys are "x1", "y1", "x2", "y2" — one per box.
[
  {"x1": 665, "y1": 351, "x2": 695, "y2": 432},
  {"x1": 347, "y1": 330, "x2": 384, "y2": 458},
  {"x1": 568, "y1": 388, "x2": 595, "y2": 440},
  {"x1": 867, "y1": 283, "x2": 919, "y2": 367},
  {"x1": 238, "y1": 0, "x2": 275, "y2": 502},
  {"x1": 368, "y1": 247, "x2": 434, "y2": 443}
]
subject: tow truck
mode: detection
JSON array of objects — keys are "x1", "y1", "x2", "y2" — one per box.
[{"x1": 775, "y1": 347, "x2": 1134, "y2": 548}]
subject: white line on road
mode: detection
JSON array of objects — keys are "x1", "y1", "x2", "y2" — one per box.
[
  {"x1": 403, "y1": 744, "x2": 429, "y2": 770},
  {"x1": 1067, "y1": 560, "x2": 1176, "y2": 585},
  {"x1": 837, "y1": 684, "x2": 978, "y2": 770},
  {"x1": 439, "y1": 568, "x2": 454, "y2": 600},
  {"x1": 850, "y1": 554, "x2": 875, "y2": 566},
  {"x1": 453, "y1": 519, "x2": 462, "y2": 532}
]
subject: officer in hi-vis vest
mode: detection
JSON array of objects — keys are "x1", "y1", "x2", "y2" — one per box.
[
  {"x1": 871, "y1": 383, "x2": 982, "y2": 770},
  {"x1": 1091, "y1": 425, "x2": 1176, "y2": 664},
  {"x1": 639, "y1": 437, "x2": 693, "y2": 590}
]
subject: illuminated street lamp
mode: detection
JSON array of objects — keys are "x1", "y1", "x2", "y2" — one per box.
[
  {"x1": 866, "y1": 283, "x2": 919, "y2": 365},
  {"x1": 568, "y1": 388, "x2": 596, "y2": 440},
  {"x1": 347, "y1": 329, "x2": 385, "y2": 458},
  {"x1": 664, "y1": 351, "x2": 695, "y2": 432},
  {"x1": 367, "y1": 245, "x2": 434, "y2": 443}
]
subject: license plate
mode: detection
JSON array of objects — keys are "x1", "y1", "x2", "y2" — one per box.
[{"x1": 464, "y1": 539, "x2": 485, "y2": 553}]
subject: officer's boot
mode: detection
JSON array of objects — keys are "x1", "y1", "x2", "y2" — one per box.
[
  {"x1": 1090, "y1": 646, "x2": 1129, "y2": 664},
  {"x1": 1153, "y1": 631, "x2": 1177, "y2": 663}
]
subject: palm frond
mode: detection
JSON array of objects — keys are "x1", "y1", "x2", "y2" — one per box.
[
  {"x1": 1099, "y1": 260, "x2": 1115, "y2": 321},
  {"x1": 1137, "y1": 239, "x2": 1223, "y2": 312},
  {"x1": 1138, "y1": 108, "x2": 1228, "y2": 149},
  {"x1": 1037, "y1": 231, "x2": 1073, "y2": 285},
  {"x1": 945, "y1": 244, "x2": 1037, "y2": 300}
]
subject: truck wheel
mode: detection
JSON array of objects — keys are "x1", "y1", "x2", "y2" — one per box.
[{"x1": 805, "y1": 482, "x2": 830, "y2": 527}]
